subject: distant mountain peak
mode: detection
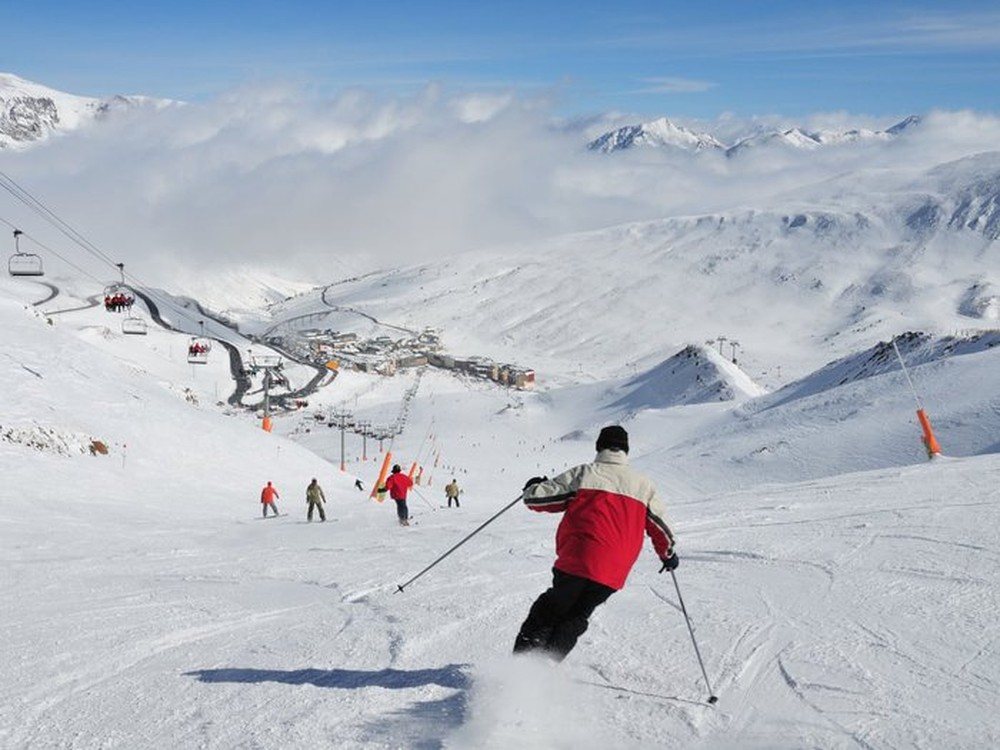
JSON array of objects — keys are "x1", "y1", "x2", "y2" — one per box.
[
  {"x1": 588, "y1": 116, "x2": 725, "y2": 153},
  {"x1": 588, "y1": 114, "x2": 922, "y2": 157},
  {"x1": 885, "y1": 115, "x2": 922, "y2": 136},
  {"x1": 0, "y1": 71, "x2": 167, "y2": 149},
  {"x1": 606, "y1": 344, "x2": 765, "y2": 414}
]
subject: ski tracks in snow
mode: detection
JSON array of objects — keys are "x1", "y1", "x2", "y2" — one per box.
[{"x1": 673, "y1": 476, "x2": 1000, "y2": 749}]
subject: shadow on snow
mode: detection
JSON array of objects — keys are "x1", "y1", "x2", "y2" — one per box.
[
  {"x1": 186, "y1": 663, "x2": 472, "y2": 749},
  {"x1": 184, "y1": 663, "x2": 470, "y2": 690}
]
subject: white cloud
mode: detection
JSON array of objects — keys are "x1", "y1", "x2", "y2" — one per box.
[{"x1": 2, "y1": 84, "x2": 1000, "y2": 297}]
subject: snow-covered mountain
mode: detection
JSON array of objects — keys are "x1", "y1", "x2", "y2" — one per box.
[
  {"x1": 606, "y1": 344, "x2": 766, "y2": 413},
  {"x1": 0, "y1": 72, "x2": 167, "y2": 148},
  {"x1": 241, "y1": 149, "x2": 1000, "y2": 398},
  {"x1": 4, "y1": 213, "x2": 1000, "y2": 747},
  {"x1": 587, "y1": 116, "x2": 725, "y2": 153},
  {"x1": 724, "y1": 116, "x2": 921, "y2": 157},
  {"x1": 590, "y1": 114, "x2": 922, "y2": 156}
]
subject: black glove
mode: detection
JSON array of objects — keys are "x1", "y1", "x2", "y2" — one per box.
[
  {"x1": 659, "y1": 553, "x2": 679, "y2": 573},
  {"x1": 522, "y1": 475, "x2": 548, "y2": 492}
]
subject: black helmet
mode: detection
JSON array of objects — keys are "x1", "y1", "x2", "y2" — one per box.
[
  {"x1": 596, "y1": 425, "x2": 629, "y2": 454},
  {"x1": 392, "y1": 464, "x2": 401, "y2": 473}
]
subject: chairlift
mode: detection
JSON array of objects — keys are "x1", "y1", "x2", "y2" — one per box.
[
  {"x1": 103, "y1": 262, "x2": 135, "y2": 312},
  {"x1": 187, "y1": 320, "x2": 212, "y2": 364},
  {"x1": 8, "y1": 229, "x2": 44, "y2": 277},
  {"x1": 187, "y1": 339, "x2": 211, "y2": 364},
  {"x1": 122, "y1": 315, "x2": 148, "y2": 336},
  {"x1": 250, "y1": 354, "x2": 282, "y2": 370}
]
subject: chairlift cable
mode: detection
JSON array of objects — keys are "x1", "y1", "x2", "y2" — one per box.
[
  {"x1": 0, "y1": 172, "x2": 209, "y2": 332},
  {"x1": 0, "y1": 171, "x2": 118, "y2": 270}
]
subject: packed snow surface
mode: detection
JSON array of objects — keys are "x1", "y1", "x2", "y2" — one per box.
[{"x1": 3, "y1": 265, "x2": 1000, "y2": 750}]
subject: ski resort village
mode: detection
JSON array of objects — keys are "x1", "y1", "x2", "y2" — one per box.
[{"x1": 271, "y1": 323, "x2": 535, "y2": 389}]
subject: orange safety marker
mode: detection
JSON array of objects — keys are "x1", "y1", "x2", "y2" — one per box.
[
  {"x1": 916, "y1": 408, "x2": 942, "y2": 459},
  {"x1": 371, "y1": 451, "x2": 393, "y2": 501},
  {"x1": 892, "y1": 339, "x2": 943, "y2": 461},
  {"x1": 262, "y1": 416, "x2": 272, "y2": 432}
]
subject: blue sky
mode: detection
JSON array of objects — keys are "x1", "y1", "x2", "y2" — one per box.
[{"x1": 5, "y1": 1, "x2": 1000, "y2": 119}]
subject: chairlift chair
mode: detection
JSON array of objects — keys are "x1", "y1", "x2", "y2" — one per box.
[
  {"x1": 121, "y1": 315, "x2": 148, "y2": 336},
  {"x1": 187, "y1": 338, "x2": 212, "y2": 364},
  {"x1": 103, "y1": 262, "x2": 135, "y2": 312},
  {"x1": 103, "y1": 283, "x2": 136, "y2": 313},
  {"x1": 187, "y1": 320, "x2": 212, "y2": 364},
  {"x1": 250, "y1": 354, "x2": 282, "y2": 370},
  {"x1": 8, "y1": 229, "x2": 44, "y2": 277},
  {"x1": 9, "y1": 253, "x2": 44, "y2": 277}
]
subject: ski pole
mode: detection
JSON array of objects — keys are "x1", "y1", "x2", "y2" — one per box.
[
  {"x1": 671, "y1": 570, "x2": 718, "y2": 704},
  {"x1": 410, "y1": 484, "x2": 437, "y2": 511},
  {"x1": 395, "y1": 495, "x2": 522, "y2": 593}
]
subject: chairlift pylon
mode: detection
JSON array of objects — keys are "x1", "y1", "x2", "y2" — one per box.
[{"x1": 8, "y1": 229, "x2": 44, "y2": 277}]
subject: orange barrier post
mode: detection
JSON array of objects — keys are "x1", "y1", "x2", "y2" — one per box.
[
  {"x1": 408, "y1": 462, "x2": 418, "y2": 480},
  {"x1": 262, "y1": 416, "x2": 272, "y2": 432},
  {"x1": 371, "y1": 451, "x2": 393, "y2": 501},
  {"x1": 916, "y1": 408, "x2": 942, "y2": 459},
  {"x1": 415, "y1": 466, "x2": 424, "y2": 486}
]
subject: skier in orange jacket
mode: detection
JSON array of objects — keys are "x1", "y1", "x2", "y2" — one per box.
[{"x1": 260, "y1": 481, "x2": 281, "y2": 518}]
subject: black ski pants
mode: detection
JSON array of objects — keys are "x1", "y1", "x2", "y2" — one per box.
[
  {"x1": 512, "y1": 568, "x2": 615, "y2": 661},
  {"x1": 394, "y1": 498, "x2": 409, "y2": 523}
]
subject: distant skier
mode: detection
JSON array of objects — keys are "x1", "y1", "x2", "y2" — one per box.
[
  {"x1": 354, "y1": 478, "x2": 364, "y2": 492},
  {"x1": 384, "y1": 464, "x2": 414, "y2": 526},
  {"x1": 513, "y1": 425, "x2": 677, "y2": 661},
  {"x1": 306, "y1": 478, "x2": 327, "y2": 522},
  {"x1": 260, "y1": 481, "x2": 281, "y2": 518},
  {"x1": 444, "y1": 479, "x2": 461, "y2": 508}
]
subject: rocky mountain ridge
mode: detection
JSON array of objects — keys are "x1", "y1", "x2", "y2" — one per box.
[
  {"x1": 0, "y1": 72, "x2": 160, "y2": 149},
  {"x1": 589, "y1": 114, "x2": 923, "y2": 156}
]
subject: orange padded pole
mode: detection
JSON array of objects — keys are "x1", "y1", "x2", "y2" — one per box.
[
  {"x1": 916, "y1": 408, "x2": 942, "y2": 459},
  {"x1": 371, "y1": 450, "x2": 393, "y2": 501}
]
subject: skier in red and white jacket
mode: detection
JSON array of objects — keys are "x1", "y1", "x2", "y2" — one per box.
[{"x1": 513, "y1": 425, "x2": 677, "y2": 661}]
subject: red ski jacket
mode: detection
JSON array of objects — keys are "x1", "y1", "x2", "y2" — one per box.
[
  {"x1": 522, "y1": 450, "x2": 674, "y2": 590},
  {"x1": 385, "y1": 472, "x2": 413, "y2": 501},
  {"x1": 260, "y1": 484, "x2": 279, "y2": 504}
]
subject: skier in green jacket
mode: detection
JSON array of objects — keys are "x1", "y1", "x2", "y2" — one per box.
[{"x1": 306, "y1": 478, "x2": 327, "y2": 522}]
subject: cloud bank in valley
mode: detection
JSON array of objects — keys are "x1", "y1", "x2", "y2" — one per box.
[{"x1": 2, "y1": 82, "x2": 999, "y2": 295}]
